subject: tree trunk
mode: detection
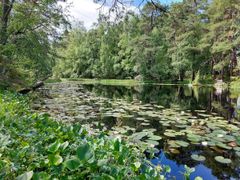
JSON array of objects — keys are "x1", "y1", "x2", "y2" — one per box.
[
  {"x1": 179, "y1": 70, "x2": 184, "y2": 81},
  {"x1": 221, "y1": 69, "x2": 224, "y2": 81},
  {"x1": 0, "y1": 0, "x2": 14, "y2": 45},
  {"x1": 18, "y1": 81, "x2": 44, "y2": 94},
  {"x1": 211, "y1": 57, "x2": 215, "y2": 79},
  {"x1": 191, "y1": 70, "x2": 195, "y2": 82},
  {"x1": 231, "y1": 48, "x2": 237, "y2": 76}
]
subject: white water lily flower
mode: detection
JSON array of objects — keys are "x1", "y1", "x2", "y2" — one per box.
[
  {"x1": 201, "y1": 141, "x2": 208, "y2": 146},
  {"x1": 149, "y1": 144, "x2": 155, "y2": 148},
  {"x1": 191, "y1": 119, "x2": 196, "y2": 123},
  {"x1": 115, "y1": 135, "x2": 122, "y2": 140},
  {"x1": 217, "y1": 134, "x2": 224, "y2": 138}
]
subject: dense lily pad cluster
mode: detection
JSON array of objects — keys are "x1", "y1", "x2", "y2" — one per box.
[
  {"x1": 35, "y1": 82, "x2": 240, "y2": 169},
  {"x1": 0, "y1": 91, "x2": 168, "y2": 179}
]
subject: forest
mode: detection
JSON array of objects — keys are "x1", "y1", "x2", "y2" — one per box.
[
  {"x1": 0, "y1": 0, "x2": 239, "y2": 87},
  {"x1": 52, "y1": 0, "x2": 240, "y2": 84},
  {"x1": 0, "y1": 0, "x2": 240, "y2": 179}
]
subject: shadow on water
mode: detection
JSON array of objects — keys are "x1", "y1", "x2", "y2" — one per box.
[{"x1": 35, "y1": 82, "x2": 240, "y2": 180}]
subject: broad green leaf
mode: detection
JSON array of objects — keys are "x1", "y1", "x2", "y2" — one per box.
[
  {"x1": 164, "y1": 165, "x2": 171, "y2": 173},
  {"x1": 114, "y1": 139, "x2": 120, "y2": 152},
  {"x1": 16, "y1": 171, "x2": 33, "y2": 180},
  {"x1": 48, "y1": 154, "x2": 63, "y2": 166},
  {"x1": 77, "y1": 143, "x2": 93, "y2": 161},
  {"x1": 48, "y1": 140, "x2": 61, "y2": 153},
  {"x1": 64, "y1": 158, "x2": 81, "y2": 171},
  {"x1": 97, "y1": 159, "x2": 108, "y2": 166},
  {"x1": 134, "y1": 162, "x2": 141, "y2": 169},
  {"x1": 60, "y1": 141, "x2": 69, "y2": 151},
  {"x1": 33, "y1": 172, "x2": 50, "y2": 180}
]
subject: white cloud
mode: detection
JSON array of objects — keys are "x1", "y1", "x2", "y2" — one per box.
[
  {"x1": 58, "y1": 0, "x2": 101, "y2": 29},
  {"x1": 58, "y1": 0, "x2": 138, "y2": 30}
]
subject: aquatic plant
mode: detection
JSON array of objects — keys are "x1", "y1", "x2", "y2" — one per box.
[{"x1": 0, "y1": 91, "x2": 168, "y2": 179}]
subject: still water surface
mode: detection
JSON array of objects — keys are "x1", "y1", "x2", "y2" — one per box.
[{"x1": 34, "y1": 82, "x2": 240, "y2": 180}]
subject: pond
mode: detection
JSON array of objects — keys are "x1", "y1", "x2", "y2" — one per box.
[{"x1": 33, "y1": 81, "x2": 240, "y2": 180}]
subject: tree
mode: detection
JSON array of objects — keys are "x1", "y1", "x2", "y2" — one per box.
[
  {"x1": 0, "y1": 0, "x2": 67, "y2": 85},
  {"x1": 205, "y1": 0, "x2": 240, "y2": 80}
]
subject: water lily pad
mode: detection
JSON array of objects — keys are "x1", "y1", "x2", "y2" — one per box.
[
  {"x1": 214, "y1": 156, "x2": 232, "y2": 164},
  {"x1": 212, "y1": 130, "x2": 227, "y2": 135},
  {"x1": 163, "y1": 130, "x2": 184, "y2": 137},
  {"x1": 145, "y1": 140, "x2": 159, "y2": 146},
  {"x1": 148, "y1": 135, "x2": 162, "y2": 141},
  {"x1": 236, "y1": 151, "x2": 240, "y2": 157},
  {"x1": 187, "y1": 134, "x2": 201, "y2": 142},
  {"x1": 164, "y1": 132, "x2": 176, "y2": 137},
  {"x1": 136, "y1": 117, "x2": 145, "y2": 121},
  {"x1": 233, "y1": 147, "x2": 240, "y2": 151},
  {"x1": 161, "y1": 123, "x2": 171, "y2": 127},
  {"x1": 223, "y1": 135, "x2": 236, "y2": 142},
  {"x1": 130, "y1": 132, "x2": 148, "y2": 141},
  {"x1": 141, "y1": 122, "x2": 150, "y2": 126},
  {"x1": 175, "y1": 124, "x2": 187, "y2": 128},
  {"x1": 168, "y1": 140, "x2": 180, "y2": 148},
  {"x1": 175, "y1": 140, "x2": 189, "y2": 147},
  {"x1": 216, "y1": 142, "x2": 232, "y2": 150},
  {"x1": 191, "y1": 154, "x2": 206, "y2": 162}
]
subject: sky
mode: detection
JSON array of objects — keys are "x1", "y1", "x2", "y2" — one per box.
[{"x1": 59, "y1": 0, "x2": 181, "y2": 29}]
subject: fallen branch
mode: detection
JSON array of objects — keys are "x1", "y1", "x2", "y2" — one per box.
[{"x1": 18, "y1": 81, "x2": 45, "y2": 94}]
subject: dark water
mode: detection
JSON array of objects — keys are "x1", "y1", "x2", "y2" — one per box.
[
  {"x1": 35, "y1": 82, "x2": 240, "y2": 180},
  {"x1": 82, "y1": 84, "x2": 240, "y2": 121},
  {"x1": 82, "y1": 84, "x2": 240, "y2": 179}
]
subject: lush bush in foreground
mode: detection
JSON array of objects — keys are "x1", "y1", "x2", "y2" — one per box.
[{"x1": 0, "y1": 92, "x2": 164, "y2": 179}]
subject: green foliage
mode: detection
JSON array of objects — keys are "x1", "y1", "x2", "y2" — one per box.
[
  {"x1": 52, "y1": 0, "x2": 240, "y2": 83},
  {"x1": 1, "y1": 0, "x2": 240, "y2": 86},
  {"x1": 230, "y1": 78, "x2": 240, "y2": 91},
  {"x1": 53, "y1": 12, "x2": 172, "y2": 82},
  {"x1": 183, "y1": 165, "x2": 195, "y2": 180},
  {"x1": 0, "y1": 91, "x2": 167, "y2": 179},
  {"x1": 0, "y1": 0, "x2": 67, "y2": 87}
]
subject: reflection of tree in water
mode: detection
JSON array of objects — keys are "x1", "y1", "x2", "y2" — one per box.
[
  {"x1": 82, "y1": 84, "x2": 135, "y2": 101},
  {"x1": 83, "y1": 84, "x2": 239, "y2": 121},
  {"x1": 137, "y1": 85, "x2": 212, "y2": 111},
  {"x1": 234, "y1": 96, "x2": 240, "y2": 119},
  {"x1": 211, "y1": 89, "x2": 240, "y2": 121}
]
